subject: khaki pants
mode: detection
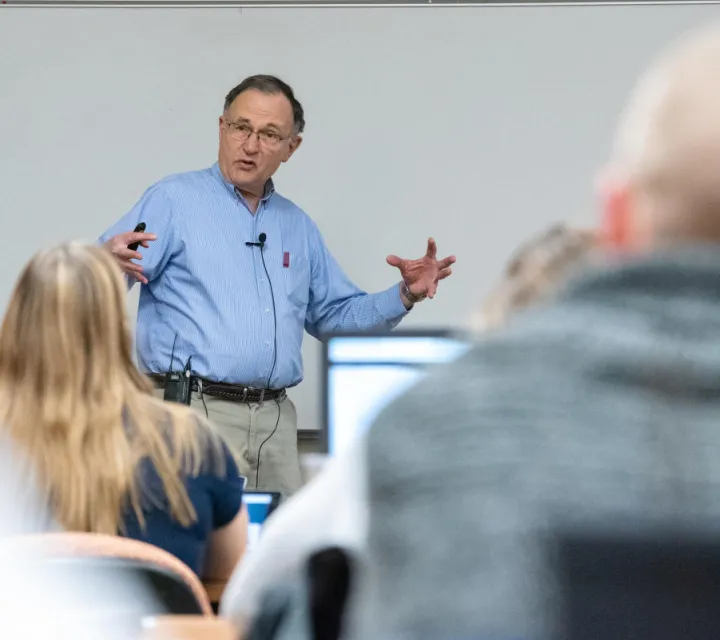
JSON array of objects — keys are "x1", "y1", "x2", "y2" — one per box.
[{"x1": 153, "y1": 388, "x2": 302, "y2": 497}]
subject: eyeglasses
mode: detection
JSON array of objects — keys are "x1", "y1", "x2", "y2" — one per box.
[{"x1": 224, "y1": 120, "x2": 290, "y2": 149}]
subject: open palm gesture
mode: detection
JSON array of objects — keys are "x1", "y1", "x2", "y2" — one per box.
[{"x1": 386, "y1": 238, "x2": 455, "y2": 299}]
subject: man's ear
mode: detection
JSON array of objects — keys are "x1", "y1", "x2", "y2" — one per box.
[
  {"x1": 597, "y1": 168, "x2": 635, "y2": 251},
  {"x1": 282, "y1": 135, "x2": 303, "y2": 163}
]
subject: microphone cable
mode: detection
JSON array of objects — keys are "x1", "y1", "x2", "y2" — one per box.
[{"x1": 255, "y1": 235, "x2": 281, "y2": 489}]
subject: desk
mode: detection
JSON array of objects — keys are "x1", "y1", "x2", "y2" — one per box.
[{"x1": 140, "y1": 615, "x2": 241, "y2": 639}]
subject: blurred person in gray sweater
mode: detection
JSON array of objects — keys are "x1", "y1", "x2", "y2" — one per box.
[
  {"x1": 354, "y1": 23, "x2": 720, "y2": 640},
  {"x1": 221, "y1": 224, "x2": 595, "y2": 629}
]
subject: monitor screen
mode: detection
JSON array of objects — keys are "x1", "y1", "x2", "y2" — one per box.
[
  {"x1": 243, "y1": 491, "x2": 279, "y2": 550},
  {"x1": 323, "y1": 332, "x2": 471, "y2": 456}
]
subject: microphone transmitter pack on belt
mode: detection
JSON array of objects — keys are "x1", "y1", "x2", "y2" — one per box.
[{"x1": 163, "y1": 358, "x2": 192, "y2": 405}]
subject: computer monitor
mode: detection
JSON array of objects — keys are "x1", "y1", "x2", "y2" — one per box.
[{"x1": 321, "y1": 330, "x2": 471, "y2": 456}]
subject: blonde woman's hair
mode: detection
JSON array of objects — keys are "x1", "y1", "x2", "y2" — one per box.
[
  {"x1": 0, "y1": 243, "x2": 224, "y2": 535},
  {"x1": 478, "y1": 224, "x2": 597, "y2": 331}
]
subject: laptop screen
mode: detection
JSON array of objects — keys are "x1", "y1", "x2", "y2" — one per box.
[
  {"x1": 243, "y1": 492, "x2": 279, "y2": 550},
  {"x1": 323, "y1": 331, "x2": 470, "y2": 456}
]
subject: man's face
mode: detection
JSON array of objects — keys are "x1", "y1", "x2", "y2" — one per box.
[{"x1": 218, "y1": 89, "x2": 301, "y2": 196}]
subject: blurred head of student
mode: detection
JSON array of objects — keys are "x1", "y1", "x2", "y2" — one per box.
[
  {"x1": 478, "y1": 224, "x2": 598, "y2": 331},
  {"x1": 0, "y1": 243, "x2": 221, "y2": 534},
  {"x1": 600, "y1": 25, "x2": 720, "y2": 252}
]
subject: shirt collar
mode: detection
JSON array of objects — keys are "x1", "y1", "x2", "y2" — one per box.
[{"x1": 212, "y1": 162, "x2": 275, "y2": 204}]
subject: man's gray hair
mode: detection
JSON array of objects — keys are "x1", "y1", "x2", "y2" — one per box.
[{"x1": 224, "y1": 75, "x2": 306, "y2": 134}]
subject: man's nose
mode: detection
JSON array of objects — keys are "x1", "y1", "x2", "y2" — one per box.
[{"x1": 243, "y1": 133, "x2": 260, "y2": 154}]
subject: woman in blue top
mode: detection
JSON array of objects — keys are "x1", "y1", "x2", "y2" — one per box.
[{"x1": 0, "y1": 243, "x2": 246, "y2": 578}]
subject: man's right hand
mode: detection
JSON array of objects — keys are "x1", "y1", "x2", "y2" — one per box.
[{"x1": 104, "y1": 231, "x2": 157, "y2": 285}]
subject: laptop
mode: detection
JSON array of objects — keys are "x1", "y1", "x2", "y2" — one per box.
[
  {"x1": 321, "y1": 330, "x2": 470, "y2": 456},
  {"x1": 243, "y1": 490, "x2": 281, "y2": 551}
]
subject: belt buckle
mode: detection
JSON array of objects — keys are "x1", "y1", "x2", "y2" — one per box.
[
  {"x1": 259, "y1": 389, "x2": 266, "y2": 404},
  {"x1": 242, "y1": 387, "x2": 248, "y2": 403}
]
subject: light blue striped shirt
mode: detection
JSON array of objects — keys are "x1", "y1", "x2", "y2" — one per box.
[{"x1": 100, "y1": 163, "x2": 408, "y2": 388}]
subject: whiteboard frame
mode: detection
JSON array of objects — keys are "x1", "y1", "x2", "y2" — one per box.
[{"x1": 2, "y1": 0, "x2": 719, "y2": 8}]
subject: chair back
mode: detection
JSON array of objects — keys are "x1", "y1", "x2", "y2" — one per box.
[
  {"x1": 244, "y1": 546, "x2": 355, "y2": 640},
  {"x1": 5, "y1": 532, "x2": 213, "y2": 615}
]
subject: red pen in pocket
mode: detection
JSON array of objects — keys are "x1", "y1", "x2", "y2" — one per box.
[{"x1": 283, "y1": 251, "x2": 290, "y2": 268}]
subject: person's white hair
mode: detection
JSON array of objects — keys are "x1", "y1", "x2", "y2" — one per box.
[{"x1": 611, "y1": 23, "x2": 720, "y2": 238}]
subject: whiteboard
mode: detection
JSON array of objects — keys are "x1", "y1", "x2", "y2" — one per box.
[{"x1": 1, "y1": 3, "x2": 718, "y2": 433}]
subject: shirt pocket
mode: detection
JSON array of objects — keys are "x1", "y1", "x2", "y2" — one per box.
[{"x1": 282, "y1": 250, "x2": 311, "y2": 310}]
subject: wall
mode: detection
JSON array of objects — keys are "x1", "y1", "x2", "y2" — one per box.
[{"x1": 1, "y1": 3, "x2": 717, "y2": 432}]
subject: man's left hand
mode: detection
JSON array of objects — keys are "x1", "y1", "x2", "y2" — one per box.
[{"x1": 386, "y1": 237, "x2": 456, "y2": 301}]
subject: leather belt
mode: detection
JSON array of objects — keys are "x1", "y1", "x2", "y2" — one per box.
[{"x1": 148, "y1": 374, "x2": 286, "y2": 404}]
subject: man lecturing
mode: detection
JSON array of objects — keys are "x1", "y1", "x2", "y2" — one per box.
[{"x1": 101, "y1": 74, "x2": 455, "y2": 496}]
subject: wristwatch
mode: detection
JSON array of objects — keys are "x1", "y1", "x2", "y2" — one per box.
[{"x1": 400, "y1": 281, "x2": 427, "y2": 305}]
